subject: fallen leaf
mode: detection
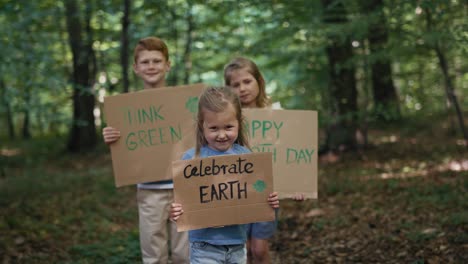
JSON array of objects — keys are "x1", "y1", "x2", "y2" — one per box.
[{"x1": 306, "y1": 209, "x2": 325, "y2": 218}]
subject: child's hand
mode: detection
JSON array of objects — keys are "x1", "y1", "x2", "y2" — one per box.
[
  {"x1": 268, "y1": 192, "x2": 280, "y2": 209},
  {"x1": 292, "y1": 193, "x2": 305, "y2": 201},
  {"x1": 170, "y1": 203, "x2": 184, "y2": 221},
  {"x1": 103, "y1": 126, "x2": 120, "y2": 144}
]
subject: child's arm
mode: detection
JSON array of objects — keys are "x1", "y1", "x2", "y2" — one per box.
[
  {"x1": 170, "y1": 203, "x2": 184, "y2": 221},
  {"x1": 102, "y1": 126, "x2": 120, "y2": 144},
  {"x1": 268, "y1": 192, "x2": 280, "y2": 209}
]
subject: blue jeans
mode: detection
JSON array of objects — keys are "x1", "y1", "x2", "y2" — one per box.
[
  {"x1": 246, "y1": 221, "x2": 276, "y2": 239},
  {"x1": 190, "y1": 242, "x2": 246, "y2": 264}
]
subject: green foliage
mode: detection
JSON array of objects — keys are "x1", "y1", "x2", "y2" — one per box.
[
  {"x1": 1, "y1": 110, "x2": 467, "y2": 262},
  {"x1": 68, "y1": 232, "x2": 140, "y2": 263},
  {"x1": 443, "y1": 211, "x2": 468, "y2": 228},
  {"x1": 448, "y1": 231, "x2": 468, "y2": 245},
  {"x1": 0, "y1": 0, "x2": 467, "y2": 145},
  {"x1": 406, "y1": 230, "x2": 438, "y2": 243},
  {"x1": 0, "y1": 138, "x2": 139, "y2": 262}
]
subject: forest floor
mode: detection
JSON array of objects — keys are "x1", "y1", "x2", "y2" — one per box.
[{"x1": 1, "y1": 113, "x2": 467, "y2": 263}]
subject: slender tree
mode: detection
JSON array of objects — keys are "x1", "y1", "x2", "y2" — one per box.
[
  {"x1": 362, "y1": 0, "x2": 400, "y2": 121},
  {"x1": 321, "y1": 0, "x2": 359, "y2": 152},
  {"x1": 22, "y1": 84, "x2": 31, "y2": 139},
  {"x1": 167, "y1": 7, "x2": 179, "y2": 86},
  {"x1": 22, "y1": 29, "x2": 32, "y2": 139},
  {"x1": 183, "y1": 2, "x2": 194, "y2": 84},
  {"x1": 424, "y1": 6, "x2": 467, "y2": 143},
  {"x1": 121, "y1": 0, "x2": 130, "y2": 93},
  {"x1": 64, "y1": 0, "x2": 97, "y2": 152},
  {"x1": 0, "y1": 78, "x2": 15, "y2": 139}
]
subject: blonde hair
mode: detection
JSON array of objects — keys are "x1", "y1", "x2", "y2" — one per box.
[
  {"x1": 195, "y1": 86, "x2": 250, "y2": 156},
  {"x1": 224, "y1": 57, "x2": 271, "y2": 108}
]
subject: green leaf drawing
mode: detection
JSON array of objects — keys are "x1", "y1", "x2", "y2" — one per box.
[
  {"x1": 253, "y1": 180, "x2": 266, "y2": 192},
  {"x1": 185, "y1": 96, "x2": 199, "y2": 116}
]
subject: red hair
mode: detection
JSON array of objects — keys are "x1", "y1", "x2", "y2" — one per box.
[{"x1": 133, "y1": 37, "x2": 169, "y2": 63}]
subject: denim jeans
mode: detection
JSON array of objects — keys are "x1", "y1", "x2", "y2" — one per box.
[
  {"x1": 246, "y1": 221, "x2": 276, "y2": 239},
  {"x1": 190, "y1": 242, "x2": 246, "y2": 264}
]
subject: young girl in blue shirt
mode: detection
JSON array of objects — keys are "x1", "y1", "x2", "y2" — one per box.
[
  {"x1": 170, "y1": 86, "x2": 280, "y2": 264},
  {"x1": 224, "y1": 57, "x2": 305, "y2": 264}
]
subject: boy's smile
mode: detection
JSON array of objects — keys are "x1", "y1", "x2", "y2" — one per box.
[{"x1": 133, "y1": 50, "x2": 171, "y2": 89}]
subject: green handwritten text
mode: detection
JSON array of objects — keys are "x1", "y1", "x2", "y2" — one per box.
[
  {"x1": 245, "y1": 120, "x2": 283, "y2": 139},
  {"x1": 121, "y1": 105, "x2": 164, "y2": 126},
  {"x1": 251, "y1": 143, "x2": 277, "y2": 163},
  {"x1": 126, "y1": 125, "x2": 182, "y2": 151},
  {"x1": 286, "y1": 148, "x2": 315, "y2": 164}
]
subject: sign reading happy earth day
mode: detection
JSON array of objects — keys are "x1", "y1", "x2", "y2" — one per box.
[
  {"x1": 243, "y1": 108, "x2": 318, "y2": 199},
  {"x1": 103, "y1": 83, "x2": 206, "y2": 187},
  {"x1": 172, "y1": 152, "x2": 275, "y2": 232}
]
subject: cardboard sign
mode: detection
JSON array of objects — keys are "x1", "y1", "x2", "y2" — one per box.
[
  {"x1": 104, "y1": 84, "x2": 318, "y2": 199},
  {"x1": 172, "y1": 152, "x2": 274, "y2": 232},
  {"x1": 103, "y1": 83, "x2": 206, "y2": 187},
  {"x1": 244, "y1": 109, "x2": 318, "y2": 199}
]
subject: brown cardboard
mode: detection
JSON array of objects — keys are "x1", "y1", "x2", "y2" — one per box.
[
  {"x1": 243, "y1": 109, "x2": 318, "y2": 199},
  {"x1": 104, "y1": 85, "x2": 318, "y2": 198},
  {"x1": 172, "y1": 152, "x2": 274, "y2": 232},
  {"x1": 103, "y1": 83, "x2": 205, "y2": 187}
]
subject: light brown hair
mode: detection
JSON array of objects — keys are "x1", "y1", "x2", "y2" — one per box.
[
  {"x1": 224, "y1": 57, "x2": 271, "y2": 108},
  {"x1": 195, "y1": 86, "x2": 250, "y2": 156},
  {"x1": 133, "y1": 37, "x2": 169, "y2": 63}
]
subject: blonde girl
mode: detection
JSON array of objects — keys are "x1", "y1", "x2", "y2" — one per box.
[
  {"x1": 224, "y1": 57, "x2": 270, "y2": 109},
  {"x1": 224, "y1": 57, "x2": 304, "y2": 264},
  {"x1": 171, "y1": 86, "x2": 279, "y2": 264}
]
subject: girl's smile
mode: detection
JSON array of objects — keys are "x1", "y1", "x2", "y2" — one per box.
[{"x1": 202, "y1": 104, "x2": 239, "y2": 152}]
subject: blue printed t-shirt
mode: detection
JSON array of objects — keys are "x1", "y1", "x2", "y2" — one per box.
[{"x1": 182, "y1": 144, "x2": 251, "y2": 245}]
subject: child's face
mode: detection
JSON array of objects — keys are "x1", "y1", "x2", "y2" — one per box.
[
  {"x1": 133, "y1": 50, "x2": 171, "y2": 89},
  {"x1": 228, "y1": 68, "x2": 260, "y2": 108},
  {"x1": 202, "y1": 104, "x2": 239, "y2": 152}
]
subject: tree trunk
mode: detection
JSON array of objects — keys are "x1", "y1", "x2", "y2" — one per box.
[
  {"x1": 121, "y1": 0, "x2": 130, "y2": 93},
  {"x1": 425, "y1": 8, "x2": 468, "y2": 144},
  {"x1": 64, "y1": 0, "x2": 97, "y2": 152},
  {"x1": 363, "y1": 0, "x2": 400, "y2": 121},
  {"x1": 0, "y1": 79, "x2": 15, "y2": 139},
  {"x1": 359, "y1": 42, "x2": 371, "y2": 147},
  {"x1": 434, "y1": 46, "x2": 467, "y2": 142},
  {"x1": 183, "y1": 3, "x2": 194, "y2": 85},
  {"x1": 22, "y1": 86, "x2": 31, "y2": 139},
  {"x1": 321, "y1": 0, "x2": 359, "y2": 152},
  {"x1": 167, "y1": 8, "x2": 179, "y2": 86}
]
